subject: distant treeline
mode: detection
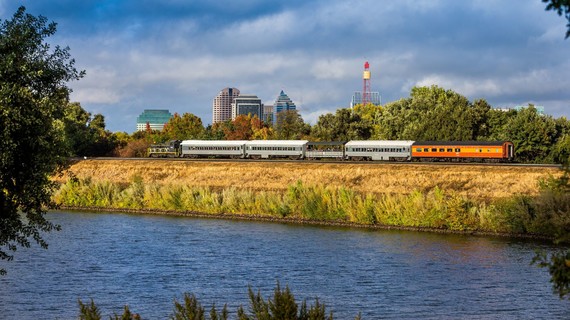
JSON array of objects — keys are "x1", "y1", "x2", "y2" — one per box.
[{"x1": 67, "y1": 85, "x2": 570, "y2": 164}]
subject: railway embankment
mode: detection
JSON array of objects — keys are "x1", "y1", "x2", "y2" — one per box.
[{"x1": 52, "y1": 159, "x2": 568, "y2": 239}]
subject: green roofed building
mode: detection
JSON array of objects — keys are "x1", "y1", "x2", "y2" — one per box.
[{"x1": 136, "y1": 109, "x2": 173, "y2": 131}]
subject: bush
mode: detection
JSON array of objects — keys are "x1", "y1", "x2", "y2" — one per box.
[
  {"x1": 53, "y1": 177, "x2": 569, "y2": 237},
  {"x1": 78, "y1": 283, "x2": 346, "y2": 319}
]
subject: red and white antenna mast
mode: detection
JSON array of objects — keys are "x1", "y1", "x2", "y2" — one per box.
[{"x1": 362, "y1": 61, "x2": 371, "y2": 106}]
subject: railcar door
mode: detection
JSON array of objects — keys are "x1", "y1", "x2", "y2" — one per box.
[{"x1": 508, "y1": 143, "x2": 514, "y2": 160}]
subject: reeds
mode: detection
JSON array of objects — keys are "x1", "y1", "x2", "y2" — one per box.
[{"x1": 52, "y1": 175, "x2": 570, "y2": 237}]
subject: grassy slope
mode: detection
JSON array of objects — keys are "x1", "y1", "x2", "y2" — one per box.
[{"x1": 56, "y1": 159, "x2": 560, "y2": 202}]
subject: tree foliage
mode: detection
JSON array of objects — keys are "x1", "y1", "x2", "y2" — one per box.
[
  {"x1": 163, "y1": 112, "x2": 205, "y2": 140},
  {"x1": 221, "y1": 114, "x2": 273, "y2": 140},
  {"x1": 0, "y1": 6, "x2": 83, "y2": 274},
  {"x1": 543, "y1": 0, "x2": 570, "y2": 38},
  {"x1": 59, "y1": 102, "x2": 116, "y2": 157},
  {"x1": 311, "y1": 108, "x2": 371, "y2": 141},
  {"x1": 275, "y1": 110, "x2": 309, "y2": 140},
  {"x1": 532, "y1": 159, "x2": 570, "y2": 300},
  {"x1": 378, "y1": 86, "x2": 476, "y2": 141},
  {"x1": 503, "y1": 105, "x2": 558, "y2": 163}
]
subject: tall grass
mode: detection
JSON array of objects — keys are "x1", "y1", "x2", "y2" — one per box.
[{"x1": 52, "y1": 176, "x2": 570, "y2": 237}]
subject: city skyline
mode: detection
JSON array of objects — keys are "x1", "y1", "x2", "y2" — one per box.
[{"x1": 2, "y1": 1, "x2": 568, "y2": 132}]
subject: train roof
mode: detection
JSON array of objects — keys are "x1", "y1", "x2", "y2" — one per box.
[
  {"x1": 345, "y1": 140, "x2": 415, "y2": 147},
  {"x1": 180, "y1": 140, "x2": 248, "y2": 146},
  {"x1": 307, "y1": 141, "x2": 347, "y2": 146},
  {"x1": 246, "y1": 140, "x2": 309, "y2": 146},
  {"x1": 412, "y1": 141, "x2": 512, "y2": 146}
]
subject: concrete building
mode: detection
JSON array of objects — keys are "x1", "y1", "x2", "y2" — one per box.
[
  {"x1": 272, "y1": 90, "x2": 297, "y2": 124},
  {"x1": 212, "y1": 87, "x2": 240, "y2": 124},
  {"x1": 231, "y1": 94, "x2": 263, "y2": 120},
  {"x1": 136, "y1": 109, "x2": 173, "y2": 131}
]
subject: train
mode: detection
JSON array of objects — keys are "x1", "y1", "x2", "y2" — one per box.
[{"x1": 147, "y1": 140, "x2": 515, "y2": 162}]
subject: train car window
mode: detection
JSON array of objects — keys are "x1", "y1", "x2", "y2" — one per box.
[
  {"x1": 479, "y1": 149, "x2": 483, "y2": 152},
  {"x1": 416, "y1": 148, "x2": 422, "y2": 152},
  {"x1": 423, "y1": 148, "x2": 429, "y2": 152},
  {"x1": 455, "y1": 148, "x2": 461, "y2": 152},
  {"x1": 446, "y1": 148, "x2": 452, "y2": 152},
  {"x1": 487, "y1": 149, "x2": 490, "y2": 152},
  {"x1": 431, "y1": 148, "x2": 437, "y2": 152},
  {"x1": 439, "y1": 148, "x2": 445, "y2": 152}
]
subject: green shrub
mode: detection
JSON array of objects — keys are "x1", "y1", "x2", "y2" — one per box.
[{"x1": 53, "y1": 177, "x2": 569, "y2": 237}]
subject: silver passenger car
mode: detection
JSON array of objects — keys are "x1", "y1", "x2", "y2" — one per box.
[
  {"x1": 180, "y1": 140, "x2": 247, "y2": 158},
  {"x1": 344, "y1": 140, "x2": 414, "y2": 161},
  {"x1": 245, "y1": 140, "x2": 309, "y2": 159}
]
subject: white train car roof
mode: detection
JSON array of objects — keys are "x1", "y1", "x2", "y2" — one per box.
[
  {"x1": 246, "y1": 140, "x2": 309, "y2": 146},
  {"x1": 345, "y1": 140, "x2": 415, "y2": 147},
  {"x1": 180, "y1": 140, "x2": 248, "y2": 146}
]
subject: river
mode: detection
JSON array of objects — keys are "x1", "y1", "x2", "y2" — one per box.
[{"x1": 0, "y1": 211, "x2": 567, "y2": 319}]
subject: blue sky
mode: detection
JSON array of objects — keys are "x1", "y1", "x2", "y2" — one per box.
[{"x1": 1, "y1": 0, "x2": 569, "y2": 132}]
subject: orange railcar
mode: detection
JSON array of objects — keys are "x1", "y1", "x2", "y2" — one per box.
[{"x1": 411, "y1": 141, "x2": 514, "y2": 162}]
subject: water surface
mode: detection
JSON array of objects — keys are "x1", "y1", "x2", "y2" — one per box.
[{"x1": 0, "y1": 211, "x2": 567, "y2": 319}]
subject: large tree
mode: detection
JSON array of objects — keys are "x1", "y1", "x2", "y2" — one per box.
[
  {"x1": 504, "y1": 105, "x2": 558, "y2": 163},
  {"x1": 275, "y1": 110, "x2": 309, "y2": 140},
  {"x1": 162, "y1": 112, "x2": 205, "y2": 141},
  {"x1": 0, "y1": 7, "x2": 84, "y2": 274},
  {"x1": 311, "y1": 108, "x2": 371, "y2": 141}
]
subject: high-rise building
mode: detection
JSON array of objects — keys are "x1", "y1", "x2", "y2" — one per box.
[
  {"x1": 231, "y1": 94, "x2": 263, "y2": 119},
  {"x1": 136, "y1": 109, "x2": 173, "y2": 131},
  {"x1": 263, "y1": 104, "x2": 274, "y2": 124},
  {"x1": 213, "y1": 87, "x2": 240, "y2": 124},
  {"x1": 273, "y1": 90, "x2": 297, "y2": 124}
]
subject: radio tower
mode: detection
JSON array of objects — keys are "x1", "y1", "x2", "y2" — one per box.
[{"x1": 362, "y1": 61, "x2": 371, "y2": 106}]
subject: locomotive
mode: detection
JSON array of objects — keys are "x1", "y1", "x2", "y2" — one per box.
[{"x1": 148, "y1": 140, "x2": 515, "y2": 162}]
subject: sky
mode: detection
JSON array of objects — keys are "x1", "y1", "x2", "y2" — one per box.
[{"x1": 1, "y1": 0, "x2": 569, "y2": 133}]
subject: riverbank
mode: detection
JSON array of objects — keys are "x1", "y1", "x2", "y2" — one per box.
[
  {"x1": 52, "y1": 160, "x2": 568, "y2": 239},
  {"x1": 58, "y1": 205, "x2": 554, "y2": 241}
]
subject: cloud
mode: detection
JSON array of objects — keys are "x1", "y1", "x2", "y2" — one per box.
[{"x1": 2, "y1": 0, "x2": 568, "y2": 132}]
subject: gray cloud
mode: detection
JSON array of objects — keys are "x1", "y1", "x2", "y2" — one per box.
[{"x1": 2, "y1": 0, "x2": 569, "y2": 131}]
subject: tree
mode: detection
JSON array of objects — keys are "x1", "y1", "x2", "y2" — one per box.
[
  {"x1": 504, "y1": 105, "x2": 557, "y2": 163},
  {"x1": 57, "y1": 102, "x2": 116, "y2": 157},
  {"x1": 60, "y1": 101, "x2": 93, "y2": 156},
  {"x1": 275, "y1": 110, "x2": 309, "y2": 140},
  {"x1": 0, "y1": 6, "x2": 84, "y2": 274},
  {"x1": 311, "y1": 108, "x2": 371, "y2": 142},
  {"x1": 221, "y1": 114, "x2": 272, "y2": 140},
  {"x1": 378, "y1": 86, "x2": 499, "y2": 141},
  {"x1": 353, "y1": 103, "x2": 383, "y2": 139},
  {"x1": 543, "y1": 0, "x2": 570, "y2": 38},
  {"x1": 162, "y1": 112, "x2": 205, "y2": 140}
]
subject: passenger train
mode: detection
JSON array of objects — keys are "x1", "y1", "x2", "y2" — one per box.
[{"x1": 147, "y1": 140, "x2": 515, "y2": 162}]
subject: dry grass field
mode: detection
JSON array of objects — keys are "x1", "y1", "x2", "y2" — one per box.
[{"x1": 55, "y1": 159, "x2": 562, "y2": 201}]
